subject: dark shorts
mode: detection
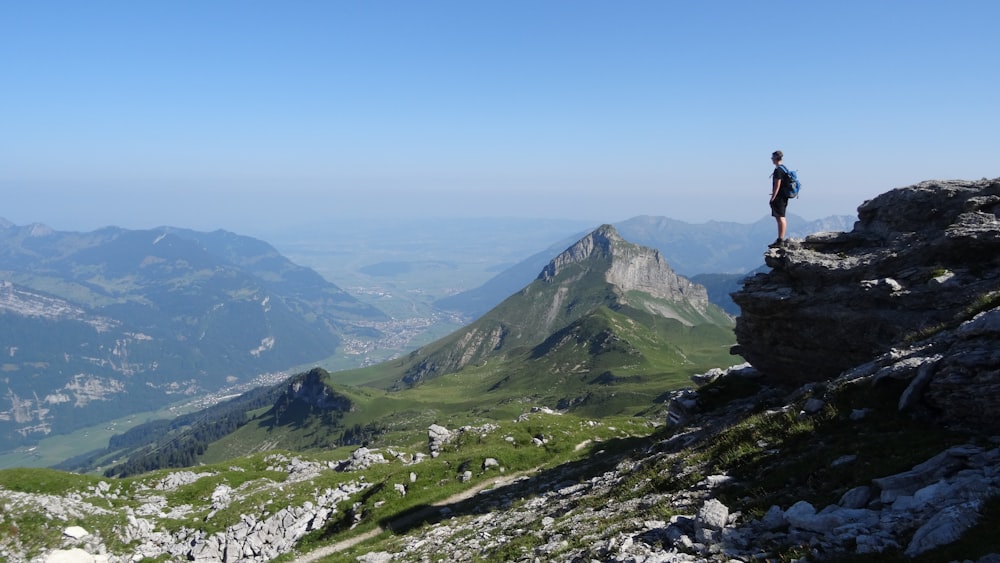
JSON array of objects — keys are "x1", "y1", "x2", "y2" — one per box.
[{"x1": 770, "y1": 196, "x2": 788, "y2": 218}]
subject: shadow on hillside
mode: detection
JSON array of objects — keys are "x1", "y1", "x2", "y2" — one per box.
[
  {"x1": 376, "y1": 434, "x2": 656, "y2": 536},
  {"x1": 314, "y1": 482, "x2": 387, "y2": 541}
]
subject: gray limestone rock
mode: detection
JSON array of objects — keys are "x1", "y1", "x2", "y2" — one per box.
[
  {"x1": 733, "y1": 178, "x2": 1000, "y2": 385},
  {"x1": 838, "y1": 486, "x2": 872, "y2": 509},
  {"x1": 428, "y1": 424, "x2": 452, "y2": 457},
  {"x1": 733, "y1": 178, "x2": 1000, "y2": 434},
  {"x1": 336, "y1": 447, "x2": 388, "y2": 472},
  {"x1": 905, "y1": 499, "x2": 983, "y2": 556},
  {"x1": 40, "y1": 548, "x2": 100, "y2": 563},
  {"x1": 695, "y1": 498, "x2": 730, "y2": 531}
]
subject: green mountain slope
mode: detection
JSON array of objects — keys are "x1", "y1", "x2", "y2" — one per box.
[
  {"x1": 185, "y1": 305, "x2": 733, "y2": 467},
  {"x1": 0, "y1": 222, "x2": 387, "y2": 452},
  {"x1": 387, "y1": 224, "x2": 732, "y2": 389},
  {"x1": 88, "y1": 225, "x2": 736, "y2": 472}
]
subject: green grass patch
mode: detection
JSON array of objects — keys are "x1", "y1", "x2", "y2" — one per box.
[
  {"x1": 0, "y1": 467, "x2": 101, "y2": 495},
  {"x1": 289, "y1": 413, "x2": 656, "y2": 557}
]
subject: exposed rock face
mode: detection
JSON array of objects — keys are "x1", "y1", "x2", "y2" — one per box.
[
  {"x1": 540, "y1": 224, "x2": 713, "y2": 316},
  {"x1": 921, "y1": 309, "x2": 1000, "y2": 432},
  {"x1": 732, "y1": 178, "x2": 1000, "y2": 383},
  {"x1": 836, "y1": 303, "x2": 1000, "y2": 434},
  {"x1": 284, "y1": 368, "x2": 352, "y2": 411}
]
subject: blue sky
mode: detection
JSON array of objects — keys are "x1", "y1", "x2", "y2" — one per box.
[{"x1": 3, "y1": 1, "x2": 998, "y2": 234}]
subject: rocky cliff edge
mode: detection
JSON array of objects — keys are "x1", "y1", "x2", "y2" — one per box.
[{"x1": 732, "y1": 177, "x2": 1000, "y2": 431}]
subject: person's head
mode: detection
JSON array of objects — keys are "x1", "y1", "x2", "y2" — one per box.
[{"x1": 771, "y1": 150, "x2": 783, "y2": 164}]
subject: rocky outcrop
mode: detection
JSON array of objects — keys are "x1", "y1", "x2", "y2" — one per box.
[
  {"x1": 1, "y1": 452, "x2": 377, "y2": 563},
  {"x1": 733, "y1": 178, "x2": 1000, "y2": 383},
  {"x1": 282, "y1": 368, "x2": 352, "y2": 411},
  {"x1": 832, "y1": 302, "x2": 1000, "y2": 434},
  {"x1": 766, "y1": 443, "x2": 999, "y2": 558},
  {"x1": 427, "y1": 424, "x2": 453, "y2": 458},
  {"x1": 120, "y1": 482, "x2": 368, "y2": 562},
  {"x1": 334, "y1": 446, "x2": 388, "y2": 471}
]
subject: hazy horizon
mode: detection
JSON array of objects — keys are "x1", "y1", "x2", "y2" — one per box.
[
  {"x1": 0, "y1": 205, "x2": 853, "y2": 240},
  {"x1": 4, "y1": 2, "x2": 997, "y2": 237}
]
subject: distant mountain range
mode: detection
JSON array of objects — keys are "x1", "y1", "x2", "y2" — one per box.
[
  {"x1": 5, "y1": 181, "x2": 998, "y2": 563},
  {"x1": 435, "y1": 213, "x2": 853, "y2": 319},
  {"x1": 75, "y1": 224, "x2": 736, "y2": 475},
  {"x1": 0, "y1": 212, "x2": 851, "y2": 455},
  {"x1": 616, "y1": 213, "x2": 855, "y2": 274},
  {"x1": 0, "y1": 220, "x2": 387, "y2": 451}
]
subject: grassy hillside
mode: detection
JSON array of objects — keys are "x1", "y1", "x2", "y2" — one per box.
[
  {"x1": 3, "y1": 365, "x2": 997, "y2": 562},
  {"x1": 373, "y1": 230, "x2": 734, "y2": 391},
  {"x1": 182, "y1": 304, "x2": 734, "y2": 464},
  {"x1": 0, "y1": 409, "x2": 653, "y2": 562}
]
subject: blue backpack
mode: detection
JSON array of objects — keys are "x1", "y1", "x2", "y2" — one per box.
[{"x1": 778, "y1": 164, "x2": 801, "y2": 198}]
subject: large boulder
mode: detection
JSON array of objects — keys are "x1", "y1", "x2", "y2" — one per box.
[{"x1": 732, "y1": 178, "x2": 1000, "y2": 383}]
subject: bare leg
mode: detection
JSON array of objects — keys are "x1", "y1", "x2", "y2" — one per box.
[{"x1": 777, "y1": 217, "x2": 787, "y2": 240}]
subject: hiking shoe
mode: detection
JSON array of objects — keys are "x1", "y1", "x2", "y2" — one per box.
[{"x1": 768, "y1": 238, "x2": 785, "y2": 248}]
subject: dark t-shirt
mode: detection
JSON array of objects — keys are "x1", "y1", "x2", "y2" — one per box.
[
  {"x1": 773, "y1": 166, "x2": 792, "y2": 197},
  {"x1": 770, "y1": 165, "x2": 790, "y2": 217}
]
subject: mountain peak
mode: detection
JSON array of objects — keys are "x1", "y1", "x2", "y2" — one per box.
[
  {"x1": 2, "y1": 220, "x2": 56, "y2": 237},
  {"x1": 396, "y1": 227, "x2": 732, "y2": 387},
  {"x1": 538, "y1": 224, "x2": 712, "y2": 315},
  {"x1": 539, "y1": 224, "x2": 621, "y2": 279}
]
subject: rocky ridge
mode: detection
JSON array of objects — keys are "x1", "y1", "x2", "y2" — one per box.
[
  {"x1": 399, "y1": 223, "x2": 729, "y2": 387},
  {"x1": 540, "y1": 224, "x2": 714, "y2": 323},
  {"x1": 733, "y1": 177, "x2": 1000, "y2": 384},
  {"x1": 356, "y1": 370, "x2": 1000, "y2": 562},
  {"x1": 2, "y1": 453, "x2": 377, "y2": 563}
]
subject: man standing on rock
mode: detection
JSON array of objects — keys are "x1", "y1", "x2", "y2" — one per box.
[{"x1": 769, "y1": 150, "x2": 791, "y2": 248}]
